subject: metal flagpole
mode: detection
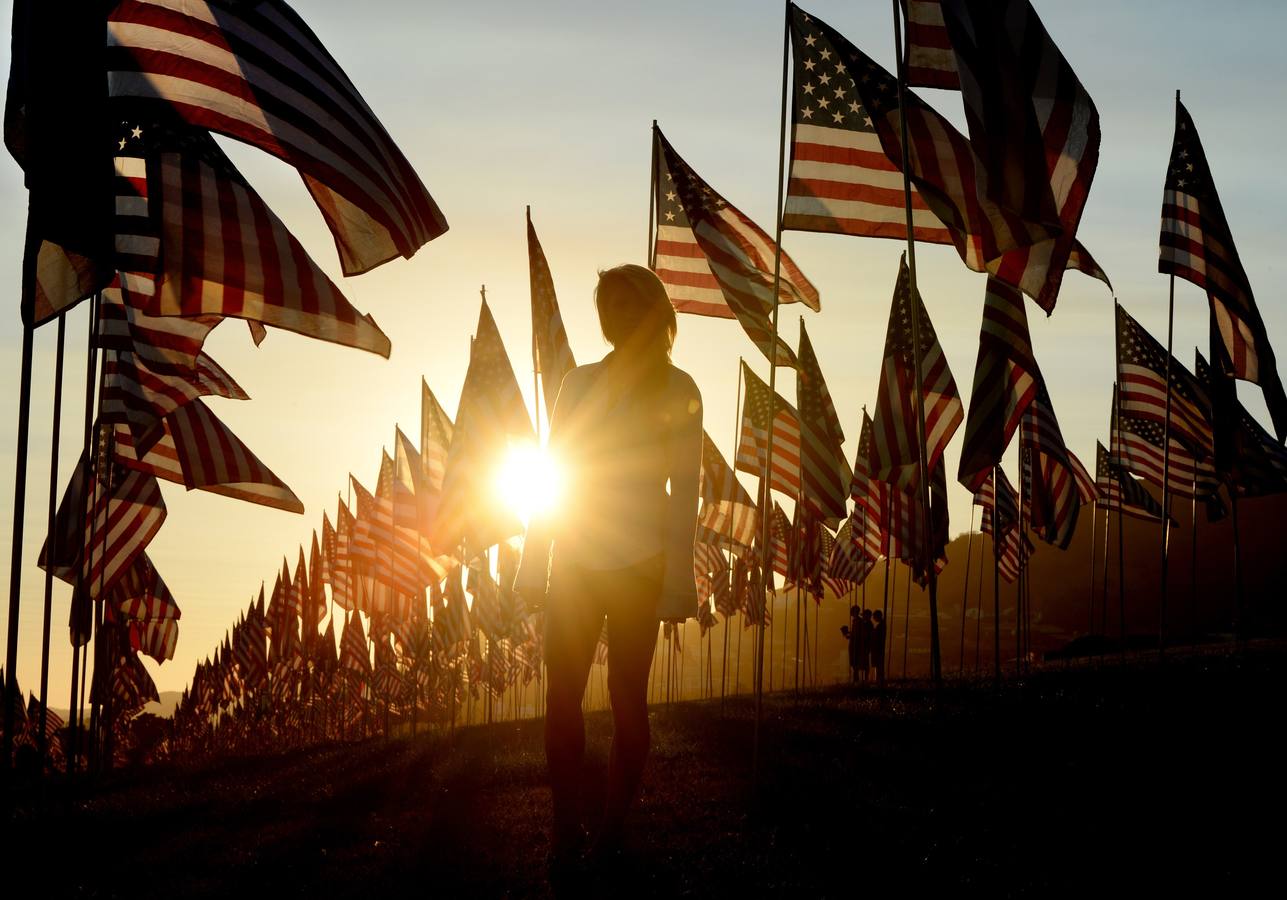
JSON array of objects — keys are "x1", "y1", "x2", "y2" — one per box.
[
  {"x1": 959, "y1": 506, "x2": 975, "y2": 676},
  {"x1": 1230, "y1": 490, "x2": 1244, "y2": 644},
  {"x1": 901, "y1": 568, "x2": 911, "y2": 678},
  {"x1": 1189, "y1": 474, "x2": 1198, "y2": 641},
  {"x1": 752, "y1": 0, "x2": 793, "y2": 785},
  {"x1": 887, "y1": 562, "x2": 897, "y2": 677},
  {"x1": 1087, "y1": 500, "x2": 1098, "y2": 660},
  {"x1": 992, "y1": 467, "x2": 1002, "y2": 687},
  {"x1": 649, "y1": 121, "x2": 659, "y2": 267},
  {"x1": 2, "y1": 316, "x2": 36, "y2": 770},
  {"x1": 1017, "y1": 449, "x2": 1027, "y2": 674},
  {"x1": 891, "y1": 0, "x2": 942, "y2": 685},
  {"x1": 1113, "y1": 380, "x2": 1127, "y2": 661},
  {"x1": 35, "y1": 314, "x2": 67, "y2": 770},
  {"x1": 973, "y1": 519, "x2": 985, "y2": 673},
  {"x1": 1157, "y1": 95, "x2": 1182, "y2": 661},
  {"x1": 1100, "y1": 495, "x2": 1111, "y2": 644}
]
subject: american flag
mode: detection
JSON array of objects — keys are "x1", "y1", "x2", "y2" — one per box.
[
  {"x1": 882, "y1": 459, "x2": 949, "y2": 585},
  {"x1": 957, "y1": 278, "x2": 1040, "y2": 492},
  {"x1": 652, "y1": 127, "x2": 816, "y2": 367},
  {"x1": 107, "y1": 0, "x2": 448, "y2": 274},
  {"x1": 331, "y1": 497, "x2": 356, "y2": 611},
  {"x1": 777, "y1": 4, "x2": 952, "y2": 243},
  {"x1": 436, "y1": 301, "x2": 535, "y2": 553},
  {"x1": 1116, "y1": 303, "x2": 1214, "y2": 458},
  {"x1": 698, "y1": 432, "x2": 759, "y2": 551},
  {"x1": 289, "y1": 546, "x2": 308, "y2": 622},
  {"x1": 846, "y1": 411, "x2": 884, "y2": 575},
  {"x1": 973, "y1": 467, "x2": 1023, "y2": 582},
  {"x1": 373, "y1": 451, "x2": 431, "y2": 599},
  {"x1": 1195, "y1": 353, "x2": 1287, "y2": 498},
  {"x1": 435, "y1": 572, "x2": 472, "y2": 651},
  {"x1": 527, "y1": 211, "x2": 577, "y2": 418},
  {"x1": 869, "y1": 256, "x2": 962, "y2": 492},
  {"x1": 788, "y1": 5, "x2": 1104, "y2": 310},
  {"x1": 796, "y1": 320, "x2": 850, "y2": 521},
  {"x1": 339, "y1": 612, "x2": 371, "y2": 675},
  {"x1": 783, "y1": 6, "x2": 951, "y2": 243},
  {"x1": 1159, "y1": 100, "x2": 1287, "y2": 440},
  {"x1": 112, "y1": 552, "x2": 180, "y2": 625},
  {"x1": 768, "y1": 504, "x2": 793, "y2": 583},
  {"x1": 1019, "y1": 384, "x2": 1083, "y2": 550},
  {"x1": 937, "y1": 0, "x2": 1109, "y2": 312},
  {"x1": 734, "y1": 362, "x2": 803, "y2": 499},
  {"x1": 420, "y1": 380, "x2": 455, "y2": 495},
  {"x1": 1095, "y1": 441, "x2": 1165, "y2": 523},
  {"x1": 113, "y1": 398, "x2": 303, "y2": 513},
  {"x1": 129, "y1": 618, "x2": 180, "y2": 664},
  {"x1": 1113, "y1": 413, "x2": 1220, "y2": 500},
  {"x1": 140, "y1": 115, "x2": 392, "y2": 357},
  {"x1": 44, "y1": 456, "x2": 167, "y2": 603},
  {"x1": 828, "y1": 517, "x2": 875, "y2": 587},
  {"x1": 902, "y1": 0, "x2": 959, "y2": 90}
]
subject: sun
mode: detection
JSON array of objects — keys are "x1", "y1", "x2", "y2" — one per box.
[{"x1": 495, "y1": 443, "x2": 563, "y2": 526}]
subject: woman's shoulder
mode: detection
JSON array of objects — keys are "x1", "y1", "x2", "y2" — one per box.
[{"x1": 665, "y1": 365, "x2": 702, "y2": 418}]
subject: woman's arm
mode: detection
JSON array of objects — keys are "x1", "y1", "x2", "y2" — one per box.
[{"x1": 658, "y1": 371, "x2": 703, "y2": 622}]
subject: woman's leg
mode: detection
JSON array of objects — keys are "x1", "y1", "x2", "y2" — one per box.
[
  {"x1": 602, "y1": 564, "x2": 662, "y2": 838},
  {"x1": 544, "y1": 570, "x2": 603, "y2": 844}
]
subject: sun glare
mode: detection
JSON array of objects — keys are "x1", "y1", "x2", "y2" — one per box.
[{"x1": 495, "y1": 443, "x2": 563, "y2": 526}]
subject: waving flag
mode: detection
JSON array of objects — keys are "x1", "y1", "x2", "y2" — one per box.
[
  {"x1": 1159, "y1": 100, "x2": 1287, "y2": 439},
  {"x1": 735, "y1": 362, "x2": 803, "y2": 498},
  {"x1": 958, "y1": 278, "x2": 1040, "y2": 492},
  {"x1": 869, "y1": 257, "x2": 962, "y2": 491},
  {"x1": 796, "y1": 320, "x2": 849, "y2": 520},
  {"x1": 902, "y1": 1, "x2": 959, "y2": 90},
  {"x1": 937, "y1": 0, "x2": 1109, "y2": 310},
  {"x1": 527, "y1": 211, "x2": 577, "y2": 417},
  {"x1": 652, "y1": 127, "x2": 816, "y2": 367},
  {"x1": 1116, "y1": 304, "x2": 1213, "y2": 458},
  {"x1": 1095, "y1": 442, "x2": 1165, "y2": 523},
  {"x1": 107, "y1": 0, "x2": 447, "y2": 274},
  {"x1": 698, "y1": 432, "x2": 759, "y2": 550}
]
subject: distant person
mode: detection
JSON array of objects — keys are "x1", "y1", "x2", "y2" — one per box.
[
  {"x1": 871, "y1": 610, "x2": 887, "y2": 687},
  {"x1": 841, "y1": 605, "x2": 861, "y2": 683},
  {"x1": 514, "y1": 265, "x2": 703, "y2": 870}
]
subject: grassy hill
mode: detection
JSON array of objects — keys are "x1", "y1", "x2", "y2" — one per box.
[{"x1": 6, "y1": 644, "x2": 1284, "y2": 897}]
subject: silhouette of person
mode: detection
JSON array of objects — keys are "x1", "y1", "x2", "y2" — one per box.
[
  {"x1": 871, "y1": 609, "x2": 887, "y2": 687},
  {"x1": 858, "y1": 609, "x2": 873, "y2": 683},
  {"x1": 514, "y1": 264, "x2": 703, "y2": 868},
  {"x1": 841, "y1": 605, "x2": 861, "y2": 683}
]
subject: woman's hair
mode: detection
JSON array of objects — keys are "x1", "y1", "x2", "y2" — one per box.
[{"x1": 594, "y1": 264, "x2": 677, "y2": 362}]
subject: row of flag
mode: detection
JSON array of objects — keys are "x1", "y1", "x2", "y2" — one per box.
[{"x1": 5, "y1": 0, "x2": 450, "y2": 765}]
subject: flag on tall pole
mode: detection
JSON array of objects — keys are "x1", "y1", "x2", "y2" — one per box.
[
  {"x1": 901, "y1": 1, "x2": 959, "y2": 90},
  {"x1": 795, "y1": 320, "x2": 849, "y2": 521},
  {"x1": 1196, "y1": 352, "x2": 1287, "y2": 498},
  {"x1": 1095, "y1": 442, "x2": 1166, "y2": 523},
  {"x1": 699, "y1": 432, "x2": 759, "y2": 551},
  {"x1": 958, "y1": 277, "x2": 1040, "y2": 492},
  {"x1": 936, "y1": 0, "x2": 1108, "y2": 310},
  {"x1": 106, "y1": 0, "x2": 448, "y2": 274},
  {"x1": 1116, "y1": 304, "x2": 1214, "y2": 457},
  {"x1": 435, "y1": 299, "x2": 536, "y2": 553},
  {"x1": 1159, "y1": 99, "x2": 1287, "y2": 440},
  {"x1": 527, "y1": 210, "x2": 577, "y2": 418},
  {"x1": 5, "y1": 0, "x2": 114, "y2": 324},
  {"x1": 868, "y1": 257, "x2": 962, "y2": 492},
  {"x1": 651, "y1": 126, "x2": 816, "y2": 367},
  {"x1": 735, "y1": 362, "x2": 803, "y2": 499}
]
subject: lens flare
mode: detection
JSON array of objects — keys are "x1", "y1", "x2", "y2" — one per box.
[{"x1": 495, "y1": 443, "x2": 562, "y2": 526}]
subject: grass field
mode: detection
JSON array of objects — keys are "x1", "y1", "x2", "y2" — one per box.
[{"x1": 4, "y1": 643, "x2": 1284, "y2": 897}]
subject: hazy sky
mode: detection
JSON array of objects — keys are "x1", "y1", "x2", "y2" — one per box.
[{"x1": 3, "y1": 0, "x2": 1286, "y2": 703}]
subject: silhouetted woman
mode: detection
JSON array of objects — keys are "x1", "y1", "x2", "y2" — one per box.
[{"x1": 514, "y1": 264, "x2": 703, "y2": 865}]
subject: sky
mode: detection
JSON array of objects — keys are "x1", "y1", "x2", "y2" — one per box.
[{"x1": 2, "y1": 0, "x2": 1286, "y2": 705}]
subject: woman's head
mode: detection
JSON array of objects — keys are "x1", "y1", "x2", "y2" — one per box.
[{"x1": 594, "y1": 264, "x2": 676, "y2": 361}]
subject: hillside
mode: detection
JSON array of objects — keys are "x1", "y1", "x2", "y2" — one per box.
[{"x1": 6, "y1": 644, "x2": 1284, "y2": 897}]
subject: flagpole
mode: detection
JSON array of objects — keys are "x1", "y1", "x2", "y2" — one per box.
[
  {"x1": 1189, "y1": 474, "x2": 1198, "y2": 641},
  {"x1": 972, "y1": 522, "x2": 984, "y2": 673},
  {"x1": 1230, "y1": 489, "x2": 1244, "y2": 644},
  {"x1": 992, "y1": 467, "x2": 1001, "y2": 688},
  {"x1": 721, "y1": 358, "x2": 745, "y2": 713},
  {"x1": 1017, "y1": 448, "x2": 1027, "y2": 674},
  {"x1": 35, "y1": 314, "x2": 67, "y2": 769},
  {"x1": 1087, "y1": 500, "x2": 1098, "y2": 659},
  {"x1": 891, "y1": 0, "x2": 942, "y2": 686},
  {"x1": 648, "y1": 121, "x2": 659, "y2": 266},
  {"x1": 2, "y1": 315, "x2": 35, "y2": 770},
  {"x1": 752, "y1": 0, "x2": 792, "y2": 785},
  {"x1": 527, "y1": 207, "x2": 544, "y2": 446},
  {"x1": 1157, "y1": 112, "x2": 1179, "y2": 662},
  {"x1": 958, "y1": 506, "x2": 975, "y2": 676}
]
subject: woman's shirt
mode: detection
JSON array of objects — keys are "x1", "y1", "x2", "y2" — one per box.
[{"x1": 516, "y1": 353, "x2": 703, "y2": 618}]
